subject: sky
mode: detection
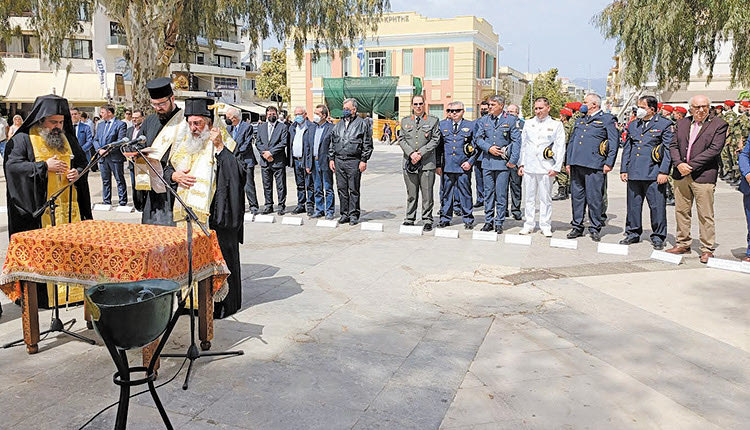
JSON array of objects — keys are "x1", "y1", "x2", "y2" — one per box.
[{"x1": 265, "y1": 0, "x2": 618, "y2": 84}]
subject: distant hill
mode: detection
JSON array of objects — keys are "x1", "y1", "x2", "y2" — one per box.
[{"x1": 571, "y1": 78, "x2": 607, "y2": 97}]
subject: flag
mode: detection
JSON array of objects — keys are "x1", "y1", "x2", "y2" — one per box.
[{"x1": 357, "y1": 39, "x2": 365, "y2": 76}]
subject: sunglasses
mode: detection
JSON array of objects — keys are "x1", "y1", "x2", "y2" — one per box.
[
  {"x1": 446, "y1": 109, "x2": 463, "y2": 113},
  {"x1": 412, "y1": 102, "x2": 424, "y2": 106}
]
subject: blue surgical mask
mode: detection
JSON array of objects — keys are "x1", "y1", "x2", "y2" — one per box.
[
  {"x1": 580, "y1": 104, "x2": 589, "y2": 114},
  {"x1": 342, "y1": 109, "x2": 352, "y2": 119},
  {"x1": 294, "y1": 115, "x2": 304, "y2": 124}
]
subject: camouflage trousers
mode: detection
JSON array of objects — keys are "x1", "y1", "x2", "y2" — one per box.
[
  {"x1": 556, "y1": 163, "x2": 569, "y2": 187},
  {"x1": 721, "y1": 139, "x2": 738, "y2": 178}
]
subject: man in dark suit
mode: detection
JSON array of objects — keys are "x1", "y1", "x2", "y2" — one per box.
[
  {"x1": 94, "y1": 104, "x2": 128, "y2": 206},
  {"x1": 304, "y1": 104, "x2": 335, "y2": 219},
  {"x1": 226, "y1": 107, "x2": 259, "y2": 214},
  {"x1": 666, "y1": 95, "x2": 728, "y2": 263},
  {"x1": 70, "y1": 107, "x2": 94, "y2": 162},
  {"x1": 288, "y1": 106, "x2": 315, "y2": 215},
  {"x1": 255, "y1": 105, "x2": 289, "y2": 215},
  {"x1": 126, "y1": 109, "x2": 145, "y2": 210}
]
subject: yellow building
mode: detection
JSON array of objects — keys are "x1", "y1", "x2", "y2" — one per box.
[{"x1": 287, "y1": 11, "x2": 500, "y2": 128}]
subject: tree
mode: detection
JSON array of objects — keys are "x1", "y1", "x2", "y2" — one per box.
[
  {"x1": 595, "y1": 0, "x2": 750, "y2": 88},
  {"x1": 0, "y1": 0, "x2": 389, "y2": 109},
  {"x1": 256, "y1": 47, "x2": 289, "y2": 110},
  {"x1": 521, "y1": 68, "x2": 572, "y2": 118}
]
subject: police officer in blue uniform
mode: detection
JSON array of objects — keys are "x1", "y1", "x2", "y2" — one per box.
[
  {"x1": 619, "y1": 95, "x2": 673, "y2": 249},
  {"x1": 475, "y1": 95, "x2": 522, "y2": 233},
  {"x1": 473, "y1": 100, "x2": 490, "y2": 208},
  {"x1": 566, "y1": 93, "x2": 619, "y2": 241},
  {"x1": 738, "y1": 134, "x2": 750, "y2": 262},
  {"x1": 437, "y1": 101, "x2": 477, "y2": 229}
]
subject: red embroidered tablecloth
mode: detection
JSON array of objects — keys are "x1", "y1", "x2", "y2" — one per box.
[{"x1": 0, "y1": 220, "x2": 229, "y2": 301}]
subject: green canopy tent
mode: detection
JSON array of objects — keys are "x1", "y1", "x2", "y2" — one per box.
[{"x1": 323, "y1": 76, "x2": 399, "y2": 119}]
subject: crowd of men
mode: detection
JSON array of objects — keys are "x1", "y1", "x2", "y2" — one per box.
[{"x1": 3, "y1": 79, "x2": 750, "y2": 320}]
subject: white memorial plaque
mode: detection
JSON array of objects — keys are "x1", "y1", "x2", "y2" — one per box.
[
  {"x1": 434, "y1": 228, "x2": 459, "y2": 239},
  {"x1": 650, "y1": 250, "x2": 682, "y2": 265},
  {"x1": 399, "y1": 225, "x2": 424, "y2": 236},
  {"x1": 472, "y1": 231, "x2": 498, "y2": 242},
  {"x1": 707, "y1": 257, "x2": 750, "y2": 274},
  {"x1": 253, "y1": 214, "x2": 275, "y2": 223},
  {"x1": 504, "y1": 234, "x2": 532, "y2": 246},
  {"x1": 93, "y1": 204, "x2": 112, "y2": 211},
  {"x1": 316, "y1": 219, "x2": 338, "y2": 228},
  {"x1": 281, "y1": 216, "x2": 303, "y2": 226},
  {"x1": 115, "y1": 206, "x2": 134, "y2": 213},
  {"x1": 550, "y1": 238, "x2": 578, "y2": 249},
  {"x1": 597, "y1": 243, "x2": 629, "y2": 256},
  {"x1": 243, "y1": 213, "x2": 255, "y2": 223},
  {"x1": 0, "y1": 206, "x2": 7, "y2": 213},
  {"x1": 361, "y1": 222, "x2": 384, "y2": 232}
]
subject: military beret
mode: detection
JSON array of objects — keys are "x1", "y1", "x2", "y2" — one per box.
[
  {"x1": 662, "y1": 105, "x2": 674, "y2": 112},
  {"x1": 559, "y1": 108, "x2": 573, "y2": 117},
  {"x1": 675, "y1": 106, "x2": 688, "y2": 114},
  {"x1": 657, "y1": 103, "x2": 663, "y2": 110},
  {"x1": 741, "y1": 101, "x2": 750, "y2": 108}
]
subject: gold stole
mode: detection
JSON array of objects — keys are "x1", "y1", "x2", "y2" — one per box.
[
  {"x1": 29, "y1": 125, "x2": 80, "y2": 227},
  {"x1": 134, "y1": 109, "x2": 186, "y2": 193},
  {"x1": 169, "y1": 139, "x2": 217, "y2": 224}
]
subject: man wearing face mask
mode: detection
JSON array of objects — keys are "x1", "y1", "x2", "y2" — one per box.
[
  {"x1": 256, "y1": 106, "x2": 289, "y2": 215},
  {"x1": 288, "y1": 106, "x2": 315, "y2": 215},
  {"x1": 226, "y1": 107, "x2": 259, "y2": 214},
  {"x1": 619, "y1": 95, "x2": 673, "y2": 249},
  {"x1": 304, "y1": 105, "x2": 335, "y2": 219},
  {"x1": 473, "y1": 100, "x2": 490, "y2": 208},
  {"x1": 329, "y1": 98, "x2": 373, "y2": 225},
  {"x1": 565, "y1": 93, "x2": 619, "y2": 241}
]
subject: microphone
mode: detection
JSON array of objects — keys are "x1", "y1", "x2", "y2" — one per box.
[{"x1": 105, "y1": 135, "x2": 146, "y2": 149}]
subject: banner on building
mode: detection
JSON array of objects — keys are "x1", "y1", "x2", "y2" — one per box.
[
  {"x1": 93, "y1": 54, "x2": 108, "y2": 98},
  {"x1": 323, "y1": 76, "x2": 398, "y2": 119}
]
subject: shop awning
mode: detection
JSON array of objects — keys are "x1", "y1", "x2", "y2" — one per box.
[
  {"x1": 62, "y1": 73, "x2": 108, "y2": 105},
  {"x1": 2, "y1": 71, "x2": 107, "y2": 105},
  {"x1": 4, "y1": 72, "x2": 55, "y2": 103},
  {"x1": 323, "y1": 77, "x2": 399, "y2": 119},
  {"x1": 226, "y1": 102, "x2": 268, "y2": 116}
]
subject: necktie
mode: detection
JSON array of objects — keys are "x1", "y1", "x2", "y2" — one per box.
[
  {"x1": 268, "y1": 123, "x2": 274, "y2": 137},
  {"x1": 453, "y1": 122, "x2": 458, "y2": 133},
  {"x1": 415, "y1": 116, "x2": 421, "y2": 127}
]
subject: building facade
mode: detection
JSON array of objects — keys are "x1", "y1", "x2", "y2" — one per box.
[
  {"x1": 498, "y1": 66, "x2": 529, "y2": 109},
  {"x1": 287, "y1": 12, "x2": 501, "y2": 122}
]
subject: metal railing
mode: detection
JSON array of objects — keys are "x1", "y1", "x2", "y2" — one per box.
[{"x1": 109, "y1": 35, "x2": 127, "y2": 46}]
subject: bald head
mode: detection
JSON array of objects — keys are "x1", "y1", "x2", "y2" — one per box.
[{"x1": 689, "y1": 95, "x2": 711, "y2": 122}]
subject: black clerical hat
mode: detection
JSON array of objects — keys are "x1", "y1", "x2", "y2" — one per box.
[
  {"x1": 17, "y1": 94, "x2": 74, "y2": 136},
  {"x1": 146, "y1": 77, "x2": 173, "y2": 99},
  {"x1": 184, "y1": 97, "x2": 214, "y2": 119}
]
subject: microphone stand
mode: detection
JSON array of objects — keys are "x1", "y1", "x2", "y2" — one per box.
[
  {"x1": 2, "y1": 145, "x2": 115, "y2": 349},
  {"x1": 127, "y1": 145, "x2": 243, "y2": 391}
]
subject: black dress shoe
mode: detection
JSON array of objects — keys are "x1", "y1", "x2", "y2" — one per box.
[
  {"x1": 473, "y1": 202, "x2": 483, "y2": 208},
  {"x1": 402, "y1": 221, "x2": 415, "y2": 226},
  {"x1": 338, "y1": 216, "x2": 350, "y2": 224},
  {"x1": 310, "y1": 212, "x2": 323, "y2": 218},
  {"x1": 480, "y1": 223, "x2": 494, "y2": 232},
  {"x1": 349, "y1": 218, "x2": 360, "y2": 226},
  {"x1": 261, "y1": 207, "x2": 273, "y2": 215},
  {"x1": 423, "y1": 223, "x2": 433, "y2": 232},
  {"x1": 291, "y1": 206, "x2": 305, "y2": 214},
  {"x1": 590, "y1": 230, "x2": 601, "y2": 242},
  {"x1": 567, "y1": 229, "x2": 584, "y2": 239},
  {"x1": 494, "y1": 225, "x2": 503, "y2": 234},
  {"x1": 436, "y1": 221, "x2": 450, "y2": 228},
  {"x1": 464, "y1": 222, "x2": 474, "y2": 230},
  {"x1": 512, "y1": 213, "x2": 522, "y2": 221},
  {"x1": 250, "y1": 209, "x2": 259, "y2": 215},
  {"x1": 277, "y1": 209, "x2": 285, "y2": 215},
  {"x1": 652, "y1": 238, "x2": 665, "y2": 250},
  {"x1": 619, "y1": 236, "x2": 640, "y2": 245},
  {"x1": 454, "y1": 210, "x2": 464, "y2": 217}
]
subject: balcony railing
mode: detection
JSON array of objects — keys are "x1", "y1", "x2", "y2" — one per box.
[
  {"x1": 109, "y1": 35, "x2": 127, "y2": 46},
  {"x1": 0, "y1": 51, "x2": 40, "y2": 58}
]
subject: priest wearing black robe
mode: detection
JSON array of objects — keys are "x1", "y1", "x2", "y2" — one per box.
[
  {"x1": 164, "y1": 98, "x2": 245, "y2": 319},
  {"x1": 136, "y1": 77, "x2": 181, "y2": 225}
]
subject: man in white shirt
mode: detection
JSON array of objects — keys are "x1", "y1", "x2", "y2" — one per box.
[
  {"x1": 517, "y1": 97, "x2": 566, "y2": 237},
  {"x1": 288, "y1": 106, "x2": 314, "y2": 214}
]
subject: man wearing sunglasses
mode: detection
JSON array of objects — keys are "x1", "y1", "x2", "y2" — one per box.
[
  {"x1": 437, "y1": 101, "x2": 476, "y2": 229},
  {"x1": 398, "y1": 95, "x2": 441, "y2": 231}
]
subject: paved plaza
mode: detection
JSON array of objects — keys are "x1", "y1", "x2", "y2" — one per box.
[{"x1": 0, "y1": 144, "x2": 748, "y2": 429}]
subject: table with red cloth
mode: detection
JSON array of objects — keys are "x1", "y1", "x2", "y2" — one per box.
[{"x1": 0, "y1": 220, "x2": 230, "y2": 358}]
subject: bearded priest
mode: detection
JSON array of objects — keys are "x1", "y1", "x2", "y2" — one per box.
[{"x1": 165, "y1": 97, "x2": 245, "y2": 319}]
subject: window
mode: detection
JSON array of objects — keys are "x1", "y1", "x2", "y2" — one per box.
[
  {"x1": 429, "y1": 104, "x2": 444, "y2": 118},
  {"x1": 77, "y1": 4, "x2": 90, "y2": 21},
  {"x1": 342, "y1": 54, "x2": 350, "y2": 77},
  {"x1": 484, "y1": 53, "x2": 495, "y2": 79},
  {"x1": 425, "y1": 48, "x2": 449, "y2": 80},
  {"x1": 214, "y1": 77, "x2": 238, "y2": 89},
  {"x1": 311, "y1": 53, "x2": 331, "y2": 78},
  {"x1": 196, "y1": 52, "x2": 205, "y2": 65},
  {"x1": 1, "y1": 35, "x2": 41, "y2": 57},
  {"x1": 476, "y1": 49, "x2": 483, "y2": 78},
  {"x1": 62, "y1": 39, "x2": 92, "y2": 59},
  {"x1": 367, "y1": 50, "x2": 387, "y2": 77},
  {"x1": 242, "y1": 79, "x2": 256, "y2": 93},
  {"x1": 109, "y1": 22, "x2": 126, "y2": 45},
  {"x1": 215, "y1": 54, "x2": 234, "y2": 68},
  {"x1": 402, "y1": 49, "x2": 413, "y2": 75}
]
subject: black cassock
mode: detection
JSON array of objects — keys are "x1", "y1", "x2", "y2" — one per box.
[
  {"x1": 138, "y1": 107, "x2": 181, "y2": 226},
  {"x1": 165, "y1": 148, "x2": 246, "y2": 319}
]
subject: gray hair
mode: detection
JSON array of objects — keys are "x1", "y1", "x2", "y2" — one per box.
[
  {"x1": 448, "y1": 101, "x2": 464, "y2": 109},
  {"x1": 506, "y1": 104, "x2": 520, "y2": 113},
  {"x1": 488, "y1": 94, "x2": 505, "y2": 105},
  {"x1": 688, "y1": 94, "x2": 711, "y2": 107},
  {"x1": 226, "y1": 107, "x2": 241, "y2": 118},
  {"x1": 293, "y1": 106, "x2": 307, "y2": 114},
  {"x1": 343, "y1": 98, "x2": 358, "y2": 109},
  {"x1": 585, "y1": 93, "x2": 602, "y2": 107}
]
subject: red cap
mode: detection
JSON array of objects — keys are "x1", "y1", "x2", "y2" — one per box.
[
  {"x1": 564, "y1": 102, "x2": 580, "y2": 111},
  {"x1": 724, "y1": 100, "x2": 735, "y2": 107},
  {"x1": 741, "y1": 101, "x2": 750, "y2": 108},
  {"x1": 675, "y1": 106, "x2": 688, "y2": 114},
  {"x1": 661, "y1": 105, "x2": 674, "y2": 113},
  {"x1": 559, "y1": 108, "x2": 573, "y2": 117},
  {"x1": 657, "y1": 103, "x2": 663, "y2": 109}
]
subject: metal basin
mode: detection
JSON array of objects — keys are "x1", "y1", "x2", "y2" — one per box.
[{"x1": 85, "y1": 280, "x2": 181, "y2": 350}]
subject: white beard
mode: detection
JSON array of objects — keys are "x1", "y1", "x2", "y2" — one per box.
[{"x1": 183, "y1": 127, "x2": 210, "y2": 154}]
